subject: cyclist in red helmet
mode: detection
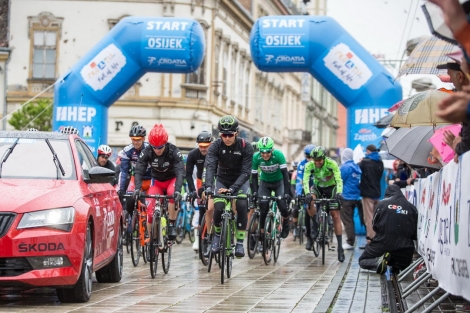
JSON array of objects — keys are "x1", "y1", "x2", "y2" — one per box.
[{"x1": 133, "y1": 124, "x2": 184, "y2": 240}]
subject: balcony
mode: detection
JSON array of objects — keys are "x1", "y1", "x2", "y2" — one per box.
[{"x1": 288, "y1": 129, "x2": 311, "y2": 143}]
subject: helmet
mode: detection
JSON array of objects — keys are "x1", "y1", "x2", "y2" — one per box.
[
  {"x1": 310, "y1": 146, "x2": 327, "y2": 160},
  {"x1": 291, "y1": 161, "x2": 299, "y2": 169},
  {"x1": 148, "y1": 124, "x2": 168, "y2": 147},
  {"x1": 97, "y1": 144, "x2": 113, "y2": 156},
  {"x1": 257, "y1": 137, "x2": 274, "y2": 153},
  {"x1": 129, "y1": 125, "x2": 146, "y2": 137},
  {"x1": 26, "y1": 128, "x2": 38, "y2": 132},
  {"x1": 217, "y1": 115, "x2": 239, "y2": 133},
  {"x1": 196, "y1": 131, "x2": 213, "y2": 144},
  {"x1": 60, "y1": 126, "x2": 79, "y2": 135},
  {"x1": 304, "y1": 144, "x2": 316, "y2": 156}
]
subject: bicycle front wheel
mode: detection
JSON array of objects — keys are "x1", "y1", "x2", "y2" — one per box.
[
  {"x1": 247, "y1": 212, "x2": 260, "y2": 259},
  {"x1": 298, "y1": 210, "x2": 305, "y2": 245},
  {"x1": 262, "y1": 214, "x2": 274, "y2": 265},
  {"x1": 220, "y1": 217, "x2": 228, "y2": 284},
  {"x1": 321, "y1": 214, "x2": 327, "y2": 265},
  {"x1": 199, "y1": 213, "x2": 209, "y2": 266},
  {"x1": 175, "y1": 210, "x2": 185, "y2": 244},
  {"x1": 226, "y1": 222, "x2": 234, "y2": 279},
  {"x1": 161, "y1": 237, "x2": 172, "y2": 274},
  {"x1": 274, "y1": 227, "x2": 281, "y2": 262},
  {"x1": 150, "y1": 216, "x2": 160, "y2": 278},
  {"x1": 130, "y1": 213, "x2": 141, "y2": 267}
]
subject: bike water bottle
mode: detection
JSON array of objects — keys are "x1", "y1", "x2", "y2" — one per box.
[
  {"x1": 192, "y1": 206, "x2": 199, "y2": 228},
  {"x1": 161, "y1": 215, "x2": 167, "y2": 236}
]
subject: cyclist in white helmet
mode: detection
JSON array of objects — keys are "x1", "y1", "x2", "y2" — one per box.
[{"x1": 97, "y1": 144, "x2": 117, "y2": 186}]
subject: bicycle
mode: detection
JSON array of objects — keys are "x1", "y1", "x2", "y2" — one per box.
[
  {"x1": 123, "y1": 194, "x2": 149, "y2": 267},
  {"x1": 310, "y1": 198, "x2": 339, "y2": 265},
  {"x1": 259, "y1": 195, "x2": 285, "y2": 265},
  {"x1": 143, "y1": 194, "x2": 174, "y2": 278},
  {"x1": 247, "y1": 203, "x2": 261, "y2": 259},
  {"x1": 175, "y1": 195, "x2": 195, "y2": 244},
  {"x1": 293, "y1": 196, "x2": 306, "y2": 245},
  {"x1": 210, "y1": 193, "x2": 244, "y2": 284}
]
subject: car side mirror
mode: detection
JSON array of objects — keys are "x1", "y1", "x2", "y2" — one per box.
[{"x1": 84, "y1": 166, "x2": 115, "y2": 184}]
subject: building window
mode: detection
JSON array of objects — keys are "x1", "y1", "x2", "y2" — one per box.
[
  {"x1": 28, "y1": 12, "x2": 63, "y2": 80},
  {"x1": 222, "y1": 50, "x2": 228, "y2": 96},
  {"x1": 32, "y1": 31, "x2": 56, "y2": 79},
  {"x1": 185, "y1": 58, "x2": 205, "y2": 84}
]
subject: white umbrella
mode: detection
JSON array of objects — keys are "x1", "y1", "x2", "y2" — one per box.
[
  {"x1": 353, "y1": 144, "x2": 365, "y2": 164},
  {"x1": 421, "y1": 1, "x2": 470, "y2": 44}
]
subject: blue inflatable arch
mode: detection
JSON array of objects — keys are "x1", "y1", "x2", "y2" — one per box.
[
  {"x1": 250, "y1": 16, "x2": 402, "y2": 148},
  {"x1": 53, "y1": 17, "x2": 205, "y2": 152}
]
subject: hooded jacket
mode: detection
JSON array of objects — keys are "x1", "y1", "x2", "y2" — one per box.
[
  {"x1": 340, "y1": 148, "x2": 362, "y2": 200},
  {"x1": 359, "y1": 151, "x2": 384, "y2": 199},
  {"x1": 372, "y1": 185, "x2": 418, "y2": 247}
]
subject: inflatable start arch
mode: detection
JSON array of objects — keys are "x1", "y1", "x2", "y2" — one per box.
[
  {"x1": 53, "y1": 17, "x2": 205, "y2": 152},
  {"x1": 250, "y1": 16, "x2": 402, "y2": 149}
]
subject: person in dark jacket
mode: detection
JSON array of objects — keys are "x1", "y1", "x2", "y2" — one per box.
[
  {"x1": 339, "y1": 148, "x2": 362, "y2": 250},
  {"x1": 134, "y1": 124, "x2": 185, "y2": 240},
  {"x1": 358, "y1": 144, "x2": 384, "y2": 246},
  {"x1": 204, "y1": 115, "x2": 253, "y2": 258},
  {"x1": 359, "y1": 185, "x2": 418, "y2": 274}
]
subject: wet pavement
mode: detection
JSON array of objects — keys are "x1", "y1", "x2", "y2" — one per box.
[{"x1": 0, "y1": 235, "x2": 383, "y2": 312}]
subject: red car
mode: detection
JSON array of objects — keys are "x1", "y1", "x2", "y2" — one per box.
[{"x1": 0, "y1": 131, "x2": 123, "y2": 302}]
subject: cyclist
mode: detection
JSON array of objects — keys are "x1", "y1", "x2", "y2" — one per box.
[
  {"x1": 295, "y1": 144, "x2": 316, "y2": 250},
  {"x1": 251, "y1": 137, "x2": 291, "y2": 249},
  {"x1": 96, "y1": 144, "x2": 117, "y2": 186},
  {"x1": 133, "y1": 124, "x2": 184, "y2": 240},
  {"x1": 289, "y1": 161, "x2": 300, "y2": 237},
  {"x1": 303, "y1": 146, "x2": 345, "y2": 262},
  {"x1": 185, "y1": 130, "x2": 214, "y2": 251},
  {"x1": 117, "y1": 125, "x2": 152, "y2": 214},
  {"x1": 204, "y1": 115, "x2": 253, "y2": 258}
]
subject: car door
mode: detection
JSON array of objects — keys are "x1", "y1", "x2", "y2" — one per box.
[{"x1": 75, "y1": 141, "x2": 108, "y2": 259}]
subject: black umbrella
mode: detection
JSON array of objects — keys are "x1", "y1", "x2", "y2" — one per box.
[
  {"x1": 385, "y1": 126, "x2": 442, "y2": 170},
  {"x1": 374, "y1": 114, "x2": 394, "y2": 129}
]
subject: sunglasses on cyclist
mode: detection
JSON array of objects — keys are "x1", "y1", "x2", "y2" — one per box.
[
  {"x1": 151, "y1": 144, "x2": 165, "y2": 150},
  {"x1": 260, "y1": 150, "x2": 272, "y2": 154},
  {"x1": 99, "y1": 155, "x2": 110, "y2": 159},
  {"x1": 313, "y1": 158, "x2": 324, "y2": 162},
  {"x1": 220, "y1": 133, "x2": 235, "y2": 138}
]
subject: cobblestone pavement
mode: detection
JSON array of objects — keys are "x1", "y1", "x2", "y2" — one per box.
[{"x1": 0, "y1": 235, "x2": 383, "y2": 312}]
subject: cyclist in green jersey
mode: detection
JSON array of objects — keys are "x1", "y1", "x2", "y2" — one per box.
[
  {"x1": 251, "y1": 137, "x2": 292, "y2": 242},
  {"x1": 303, "y1": 146, "x2": 345, "y2": 262}
]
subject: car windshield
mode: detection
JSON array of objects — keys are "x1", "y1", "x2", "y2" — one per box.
[{"x1": 0, "y1": 138, "x2": 76, "y2": 180}]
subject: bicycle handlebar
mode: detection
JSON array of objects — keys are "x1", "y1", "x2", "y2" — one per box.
[
  {"x1": 256, "y1": 195, "x2": 285, "y2": 201},
  {"x1": 142, "y1": 194, "x2": 174, "y2": 200},
  {"x1": 210, "y1": 194, "x2": 247, "y2": 200},
  {"x1": 312, "y1": 198, "x2": 339, "y2": 204}
]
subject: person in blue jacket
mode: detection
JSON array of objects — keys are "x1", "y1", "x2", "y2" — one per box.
[
  {"x1": 295, "y1": 144, "x2": 316, "y2": 250},
  {"x1": 339, "y1": 148, "x2": 362, "y2": 250}
]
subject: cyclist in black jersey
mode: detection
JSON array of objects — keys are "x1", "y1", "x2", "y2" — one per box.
[
  {"x1": 186, "y1": 130, "x2": 214, "y2": 251},
  {"x1": 204, "y1": 115, "x2": 253, "y2": 258}
]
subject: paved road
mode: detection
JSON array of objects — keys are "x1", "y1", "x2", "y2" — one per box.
[{"x1": 0, "y1": 236, "x2": 381, "y2": 312}]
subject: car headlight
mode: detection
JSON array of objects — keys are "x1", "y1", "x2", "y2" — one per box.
[{"x1": 18, "y1": 207, "x2": 75, "y2": 232}]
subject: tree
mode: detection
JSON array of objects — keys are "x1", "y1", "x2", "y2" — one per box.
[{"x1": 9, "y1": 98, "x2": 53, "y2": 131}]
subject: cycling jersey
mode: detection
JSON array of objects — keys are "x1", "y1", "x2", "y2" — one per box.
[
  {"x1": 118, "y1": 142, "x2": 151, "y2": 192},
  {"x1": 205, "y1": 137, "x2": 253, "y2": 192},
  {"x1": 185, "y1": 147, "x2": 206, "y2": 193},
  {"x1": 251, "y1": 150, "x2": 287, "y2": 182},
  {"x1": 134, "y1": 143, "x2": 184, "y2": 193},
  {"x1": 295, "y1": 158, "x2": 313, "y2": 196},
  {"x1": 303, "y1": 157, "x2": 343, "y2": 195}
]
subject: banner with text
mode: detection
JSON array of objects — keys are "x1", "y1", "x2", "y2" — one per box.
[{"x1": 415, "y1": 152, "x2": 470, "y2": 301}]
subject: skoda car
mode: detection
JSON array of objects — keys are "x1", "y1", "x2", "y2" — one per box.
[{"x1": 0, "y1": 131, "x2": 123, "y2": 302}]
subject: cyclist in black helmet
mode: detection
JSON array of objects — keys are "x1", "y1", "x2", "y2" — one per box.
[
  {"x1": 117, "y1": 125, "x2": 152, "y2": 215},
  {"x1": 204, "y1": 115, "x2": 253, "y2": 258},
  {"x1": 186, "y1": 130, "x2": 214, "y2": 251}
]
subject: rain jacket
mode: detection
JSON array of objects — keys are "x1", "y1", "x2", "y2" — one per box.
[
  {"x1": 358, "y1": 151, "x2": 384, "y2": 199},
  {"x1": 372, "y1": 185, "x2": 418, "y2": 249},
  {"x1": 340, "y1": 148, "x2": 362, "y2": 200}
]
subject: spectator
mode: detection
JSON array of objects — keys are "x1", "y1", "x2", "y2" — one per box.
[
  {"x1": 359, "y1": 185, "x2": 418, "y2": 274},
  {"x1": 358, "y1": 144, "x2": 384, "y2": 247},
  {"x1": 339, "y1": 148, "x2": 362, "y2": 250}
]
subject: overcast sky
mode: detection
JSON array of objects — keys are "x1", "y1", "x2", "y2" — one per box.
[{"x1": 326, "y1": 0, "x2": 449, "y2": 96}]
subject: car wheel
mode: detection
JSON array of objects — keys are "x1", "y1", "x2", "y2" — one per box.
[
  {"x1": 96, "y1": 223, "x2": 123, "y2": 283},
  {"x1": 57, "y1": 221, "x2": 93, "y2": 303}
]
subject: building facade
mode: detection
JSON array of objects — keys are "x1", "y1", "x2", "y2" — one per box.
[{"x1": 4, "y1": 0, "x2": 338, "y2": 162}]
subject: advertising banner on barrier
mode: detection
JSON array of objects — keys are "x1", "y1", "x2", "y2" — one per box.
[{"x1": 415, "y1": 153, "x2": 470, "y2": 301}]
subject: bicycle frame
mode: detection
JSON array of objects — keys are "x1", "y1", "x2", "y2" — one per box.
[
  {"x1": 258, "y1": 195, "x2": 285, "y2": 264},
  {"x1": 312, "y1": 198, "x2": 339, "y2": 264},
  {"x1": 122, "y1": 194, "x2": 149, "y2": 267}
]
